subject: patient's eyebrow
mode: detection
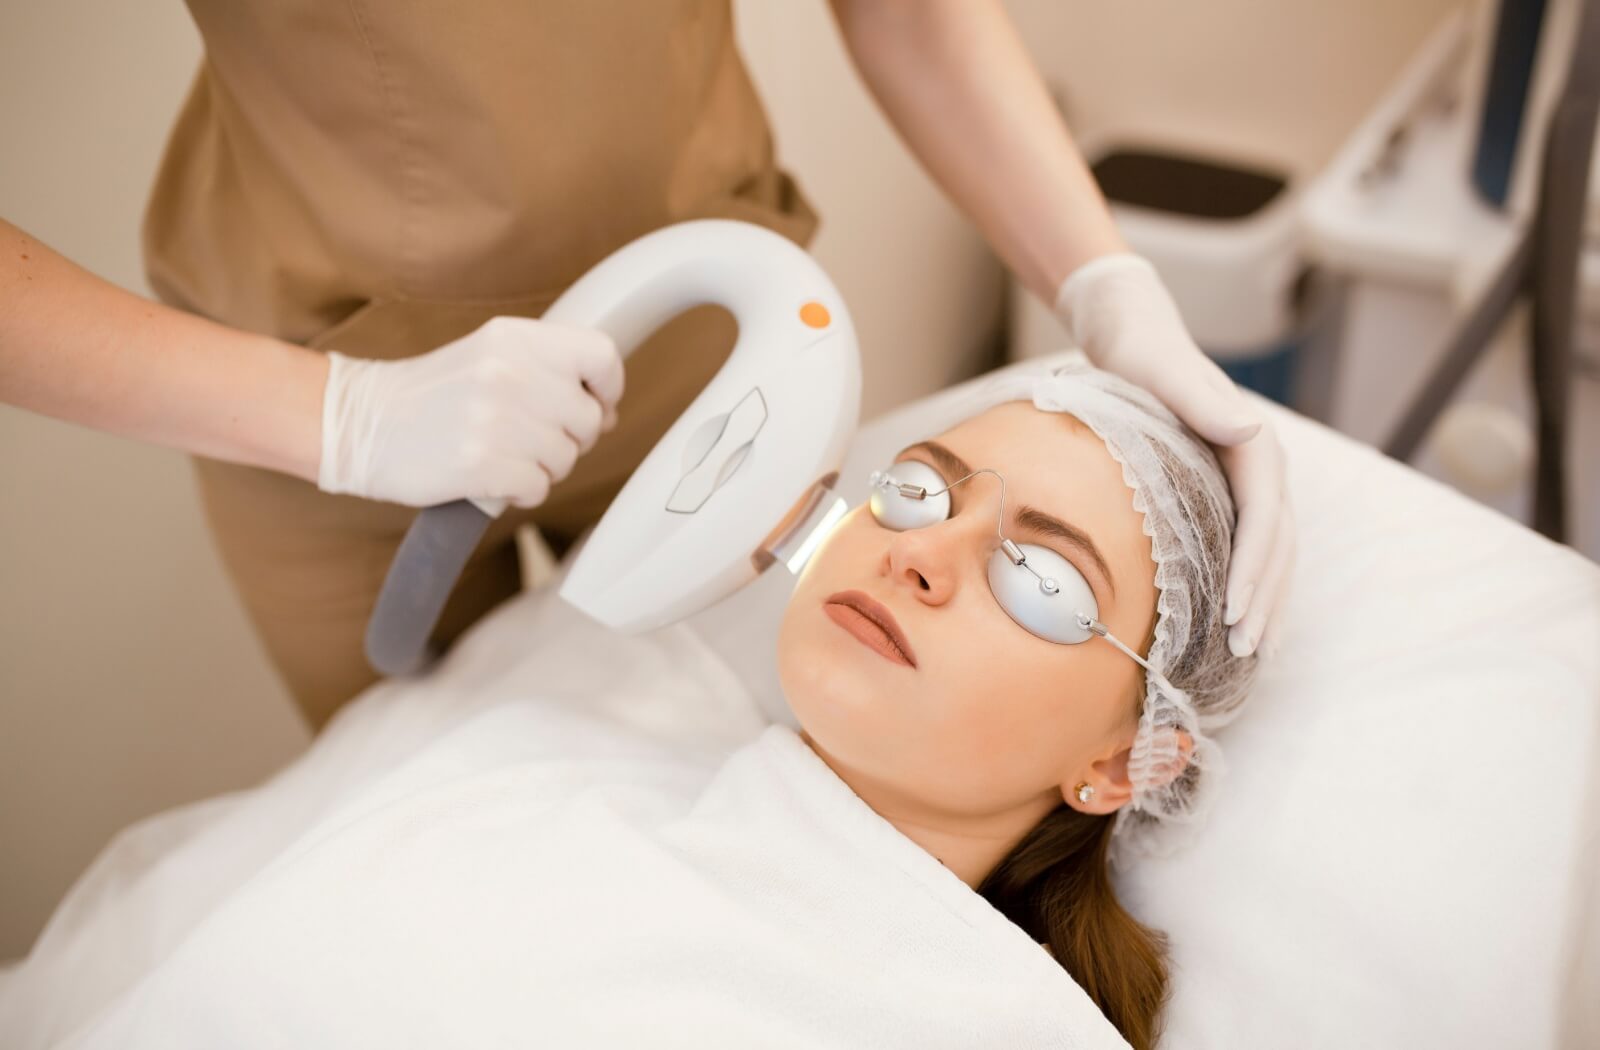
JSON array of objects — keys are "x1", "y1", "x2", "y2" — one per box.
[{"x1": 897, "y1": 440, "x2": 1118, "y2": 602}]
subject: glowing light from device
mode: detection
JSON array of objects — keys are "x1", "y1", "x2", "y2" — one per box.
[{"x1": 784, "y1": 496, "x2": 849, "y2": 574}]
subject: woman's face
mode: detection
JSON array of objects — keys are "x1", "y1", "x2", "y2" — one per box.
[{"x1": 777, "y1": 401, "x2": 1160, "y2": 819}]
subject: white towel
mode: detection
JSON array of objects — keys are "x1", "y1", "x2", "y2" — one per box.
[
  {"x1": 6, "y1": 587, "x2": 1127, "y2": 1049},
  {"x1": 0, "y1": 578, "x2": 771, "y2": 1047},
  {"x1": 57, "y1": 718, "x2": 1127, "y2": 1048}
]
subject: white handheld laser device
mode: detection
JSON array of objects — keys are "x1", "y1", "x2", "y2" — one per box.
[{"x1": 365, "y1": 220, "x2": 861, "y2": 674}]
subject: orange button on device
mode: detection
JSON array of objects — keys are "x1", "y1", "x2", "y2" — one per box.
[{"x1": 799, "y1": 301, "x2": 831, "y2": 329}]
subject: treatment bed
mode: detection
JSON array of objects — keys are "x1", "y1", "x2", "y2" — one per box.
[{"x1": 2, "y1": 351, "x2": 1596, "y2": 1048}]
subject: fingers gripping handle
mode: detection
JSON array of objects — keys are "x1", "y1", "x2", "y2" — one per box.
[{"x1": 363, "y1": 220, "x2": 824, "y2": 675}]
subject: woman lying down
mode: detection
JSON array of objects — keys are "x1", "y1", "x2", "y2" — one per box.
[{"x1": 0, "y1": 360, "x2": 1258, "y2": 1050}]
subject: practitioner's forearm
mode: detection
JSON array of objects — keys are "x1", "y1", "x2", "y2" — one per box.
[
  {"x1": 829, "y1": 0, "x2": 1126, "y2": 302},
  {"x1": 0, "y1": 219, "x2": 327, "y2": 480}
]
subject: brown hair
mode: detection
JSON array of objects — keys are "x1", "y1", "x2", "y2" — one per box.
[
  {"x1": 977, "y1": 808, "x2": 1171, "y2": 1049},
  {"x1": 976, "y1": 614, "x2": 1172, "y2": 1049}
]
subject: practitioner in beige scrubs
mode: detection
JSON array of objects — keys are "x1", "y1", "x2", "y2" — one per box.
[{"x1": 0, "y1": 1, "x2": 1291, "y2": 730}]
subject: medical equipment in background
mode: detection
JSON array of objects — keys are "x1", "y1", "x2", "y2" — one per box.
[
  {"x1": 1094, "y1": 151, "x2": 1313, "y2": 406},
  {"x1": 1011, "y1": 46, "x2": 1315, "y2": 406},
  {"x1": 1079, "y1": 150, "x2": 1308, "y2": 408},
  {"x1": 1011, "y1": 0, "x2": 1599, "y2": 558},
  {"x1": 364, "y1": 220, "x2": 861, "y2": 675},
  {"x1": 1299, "y1": 0, "x2": 1597, "y2": 547}
]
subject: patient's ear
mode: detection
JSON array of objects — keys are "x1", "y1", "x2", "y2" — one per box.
[{"x1": 1062, "y1": 729, "x2": 1194, "y2": 815}]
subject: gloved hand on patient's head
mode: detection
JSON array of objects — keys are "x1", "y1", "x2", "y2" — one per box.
[
  {"x1": 1054, "y1": 253, "x2": 1295, "y2": 659},
  {"x1": 316, "y1": 316, "x2": 625, "y2": 509}
]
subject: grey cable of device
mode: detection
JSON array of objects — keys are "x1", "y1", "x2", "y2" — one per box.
[{"x1": 364, "y1": 499, "x2": 495, "y2": 676}]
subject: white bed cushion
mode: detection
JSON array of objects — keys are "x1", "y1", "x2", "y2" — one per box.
[{"x1": 681, "y1": 351, "x2": 1600, "y2": 1048}]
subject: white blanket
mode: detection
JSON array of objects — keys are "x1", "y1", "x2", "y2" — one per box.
[{"x1": 1, "y1": 586, "x2": 1126, "y2": 1050}]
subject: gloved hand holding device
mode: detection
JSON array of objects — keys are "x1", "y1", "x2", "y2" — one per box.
[
  {"x1": 1, "y1": 220, "x2": 619, "y2": 515},
  {"x1": 317, "y1": 316, "x2": 625, "y2": 509}
]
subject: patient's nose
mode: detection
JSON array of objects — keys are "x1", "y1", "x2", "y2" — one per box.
[{"x1": 885, "y1": 520, "x2": 979, "y2": 606}]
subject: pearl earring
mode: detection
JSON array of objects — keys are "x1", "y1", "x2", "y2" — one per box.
[{"x1": 1075, "y1": 782, "x2": 1095, "y2": 804}]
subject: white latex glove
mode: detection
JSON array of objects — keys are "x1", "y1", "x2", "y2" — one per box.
[
  {"x1": 1055, "y1": 253, "x2": 1294, "y2": 658},
  {"x1": 317, "y1": 316, "x2": 624, "y2": 509}
]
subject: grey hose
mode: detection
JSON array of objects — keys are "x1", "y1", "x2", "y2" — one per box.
[{"x1": 364, "y1": 500, "x2": 493, "y2": 676}]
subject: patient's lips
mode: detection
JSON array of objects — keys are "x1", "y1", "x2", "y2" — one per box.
[{"x1": 823, "y1": 590, "x2": 917, "y2": 669}]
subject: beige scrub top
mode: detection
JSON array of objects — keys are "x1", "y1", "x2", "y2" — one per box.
[{"x1": 143, "y1": 0, "x2": 819, "y2": 729}]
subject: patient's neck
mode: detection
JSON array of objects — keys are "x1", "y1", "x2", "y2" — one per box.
[{"x1": 799, "y1": 731, "x2": 1058, "y2": 890}]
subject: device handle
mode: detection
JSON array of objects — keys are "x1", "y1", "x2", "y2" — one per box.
[{"x1": 364, "y1": 221, "x2": 823, "y2": 676}]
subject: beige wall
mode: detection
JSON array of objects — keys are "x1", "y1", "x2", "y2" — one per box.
[
  {"x1": 0, "y1": 0, "x2": 1459, "y2": 960},
  {"x1": 1007, "y1": 1, "x2": 1465, "y2": 178},
  {"x1": 0, "y1": 3, "x2": 312, "y2": 960}
]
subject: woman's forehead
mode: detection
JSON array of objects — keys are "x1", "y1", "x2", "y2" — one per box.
[
  {"x1": 936, "y1": 402, "x2": 1112, "y2": 489},
  {"x1": 931, "y1": 402, "x2": 1153, "y2": 570}
]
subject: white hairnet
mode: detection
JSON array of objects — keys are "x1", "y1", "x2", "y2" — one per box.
[{"x1": 948, "y1": 352, "x2": 1258, "y2": 867}]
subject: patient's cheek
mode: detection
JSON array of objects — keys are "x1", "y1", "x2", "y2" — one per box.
[
  {"x1": 777, "y1": 609, "x2": 831, "y2": 695},
  {"x1": 776, "y1": 604, "x2": 873, "y2": 741},
  {"x1": 775, "y1": 606, "x2": 829, "y2": 709},
  {"x1": 775, "y1": 611, "x2": 804, "y2": 696}
]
